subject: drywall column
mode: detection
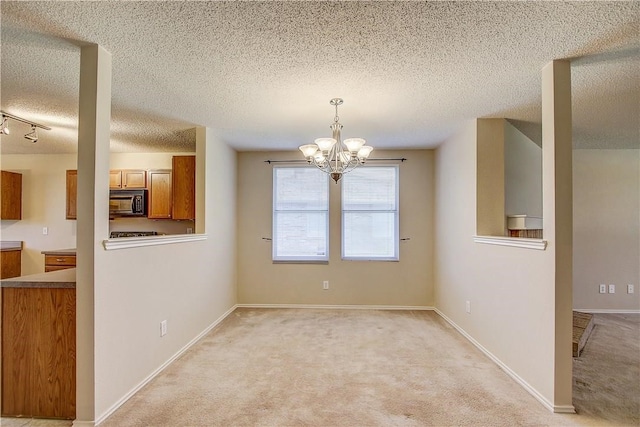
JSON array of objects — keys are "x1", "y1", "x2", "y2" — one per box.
[
  {"x1": 75, "y1": 44, "x2": 112, "y2": 426},
  {"x1": 541, "y1": 60, "x2": 574, "y2": 412},
  {"x1": 195, "y1": 127, "x2": 207, "y2": 234},
  {"x1": 476, "y1": 118, "x2": 506, "y2": 235}
]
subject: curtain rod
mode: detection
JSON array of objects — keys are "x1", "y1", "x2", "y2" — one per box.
[{"x1": 264, "y1": 158, "x2": 407, "y2": 164}]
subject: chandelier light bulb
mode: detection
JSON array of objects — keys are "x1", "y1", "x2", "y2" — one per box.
[
  {"x1": 315, "y1": 137, "x2": 336, "y2": 152},
  {"x1": 344, "y1": 138, "x2": 365, "y2": 153},
  {"x1": 357, "y1": 145, "x2": 373, "y2": 160},
  {"x1": 299, "y1": 144, "x2": 318, "y2": 158}
]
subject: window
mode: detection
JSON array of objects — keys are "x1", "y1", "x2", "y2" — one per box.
[
  {"x1": 342, "y1": 166, "x2": 399, "y2": 260},
  {"x1": 273, "y1": 167, "x2": 329, "y2": 261}
]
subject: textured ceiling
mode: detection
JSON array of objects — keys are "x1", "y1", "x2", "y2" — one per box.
[{"x1": 1, "y1": 1, "x2": 638, "y2": 155}]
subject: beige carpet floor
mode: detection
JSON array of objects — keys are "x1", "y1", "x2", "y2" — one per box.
[
  {"x1": 96, "y1": 308, "x2": 616, "y2": 426},
  {"x1": 3, "y1": 309, "x2": 638, "y2": 427},
  {"x1": 572, "y1": 313, "x2": 640, "y2": 425}
]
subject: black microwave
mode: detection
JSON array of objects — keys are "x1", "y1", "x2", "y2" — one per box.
[{"x1": 109, "y1": 189, "x2": 147, "y2": 216}]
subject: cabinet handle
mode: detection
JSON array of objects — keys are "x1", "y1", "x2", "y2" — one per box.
[{"x1": 56, "y1": 258, "x2": 64, "y2": 262}]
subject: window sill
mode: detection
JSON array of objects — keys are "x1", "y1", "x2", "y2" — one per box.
[
  {"x1": 103, "y1": 233, "x2": 207, "y2": 250},
  {"x1": 272, "y1": 260, "x2": 329, "y2": 264},
  {"x1": 473, "y1": 235, "x2": 547, "y2": 250}
]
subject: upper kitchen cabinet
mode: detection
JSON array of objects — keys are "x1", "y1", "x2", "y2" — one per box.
[
  {"x1": 66, "y1": 170, "x2": 77, "y2": 220},
  {"x1": 1, "y1": 170, "x2": 22, "y2": 220},
  {"x1": 110, "y1": 169, "x2": 147, "y2": 189},
  {"x1": 172, "y1": 156, "x2": 195, "y2": 220},
  {"x1": 148, "y1": 169, "x2": 172, "y2": 219}
]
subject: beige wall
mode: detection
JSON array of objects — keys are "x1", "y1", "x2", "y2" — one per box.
[
  {"x1": 476, "y1": 119, "x2": 506, "y2": 236},
  {"x1": 573, "y1": 149, "x2": 640, "y2": 311},
  {"x1": 435, "y1": 119, "x2": 560, "y2": 409},
  {"x1": 93, "y1": 130, "x2": 237, "y2": 420},
  {"x1": 237, "y1": 150, "x2": 434, "y2": 307}
]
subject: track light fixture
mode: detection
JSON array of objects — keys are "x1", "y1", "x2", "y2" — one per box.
[
  {"x1": 0, "y1": 111, "x2": 51, "y2": 143},
  {"x1": 0, "y1": 116, "x2": 10, "y2": 135},
  {"x1": 24, "y1": 125, "x2": 38, "y2": 143}
]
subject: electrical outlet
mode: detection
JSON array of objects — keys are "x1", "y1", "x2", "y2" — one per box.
[
  {"x1": 42, "y1": 227, "x2": 48, "y2": 235},
  {"x1": 608, "y1": 284, "x2": 615, "y2": 294},
  {"x1": 628, "y1": 284, "x2": 635, "y2": 294},
  {"x1": 599, "y1": 284, "x2": 607, "y2": 294},
  {"x1": 160, "y1": 320, "x2": 167, "y2": 337},
  {"x1": 465, "y1": 301, "x2": 471, "y2": 313},
  {"x1": 323, "y1": 280, "x2": 329, "y2": 290}
]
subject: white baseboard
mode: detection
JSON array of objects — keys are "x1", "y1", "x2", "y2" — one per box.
[
  {"x1": 574, "y1": 308, "x2": 640, "y2": 314},
  {"x1": 72, "y1": 421, "x2": 96, "y2": 427},
  {"x1": 236, "y1": 303, "x2": 434, "y2": 311},
  {"x1": 93, "y1": 304, "x2": 238, "y2": 426},
  {"x1": 433, "y1": 308, "x2": 575, "y2": 414}
]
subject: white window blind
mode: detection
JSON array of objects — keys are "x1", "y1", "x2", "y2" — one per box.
[
  {"x1": 342, "y1": 166, "x2": 399, "y2": 260},
  {"x1": 273, "y1": 167, "x2": 329, "y2": 261}
]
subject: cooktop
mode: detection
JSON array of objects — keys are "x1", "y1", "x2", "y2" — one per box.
[{"x1": 109, "y1": 231, "x2": 158, "y2": 238}]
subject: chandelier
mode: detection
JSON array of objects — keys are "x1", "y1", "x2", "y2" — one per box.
[{"x1": 299, "y1": 98, "x2": 373, "y2": 183}]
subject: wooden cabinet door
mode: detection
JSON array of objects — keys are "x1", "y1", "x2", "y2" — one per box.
[
  {"x1": 2, "y1": 288, "x2": 76, "y2": 419},
  {"x1": 148, "y1": 170, "x2": 172, "y2": 219},
  {"x1": 1, "y1": 170, "x2": 22, "y2": 220},
  {"x1": 0, "y1": 250, "x2": 21, "y2": 279},
  {"x1": 172, "y1": 156, "x2": 196, "y2": 220},
  {"x1": 109, "y1": 170, "x2": 122, "y2": 188},
  {"x1": 66, "y1": 170, "x2": 77, "y2": 220},
  {"x1": 122, "y1": 170, "x2": 147, "y2": 188}
]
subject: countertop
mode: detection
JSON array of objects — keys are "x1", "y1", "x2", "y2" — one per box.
[
  {"x1": 41, "y1": 248, "x2": 77, "y2": 256},
  {"x1": 1, "y1": 268, "x2": 76, "y2": 289},
  {"x1": 0, "y1": 241, "x2": 23, "y2": 251}
]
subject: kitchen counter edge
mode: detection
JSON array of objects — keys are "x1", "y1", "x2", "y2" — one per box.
[
  {"x1": 1, "y1": 268, "x2": 76, "y2": 289},
  {"x1": 41, "y1": 248, "x2": 77, "y2": 256},
  {"x1": 0, "y1": 241, "x2": 23, "y2": 252}
]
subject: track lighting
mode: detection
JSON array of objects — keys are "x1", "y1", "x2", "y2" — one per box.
[
  {"x1": 0, "y1": 116, "x2": 10, "y2": 135},
  {"x1": 0, "y1": 111, "x2": 50, "y2": 143},
  {"x1": 24, "y1": 125, "x2": 38, "y2": 143}
]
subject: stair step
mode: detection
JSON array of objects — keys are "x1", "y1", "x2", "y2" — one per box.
[{"x1": 573, "y1": 311, "x2": 595, "y2": 357}]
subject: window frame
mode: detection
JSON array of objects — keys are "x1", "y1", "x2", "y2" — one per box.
[
  {"x1": 272, "y1": 166, "x2": 330, "y2": 262},
  {"x1": 341, "y1": 165, "x2": 400, "y2": 261}
]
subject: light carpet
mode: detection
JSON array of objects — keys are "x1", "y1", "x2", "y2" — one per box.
[
  {"x1": 4, "y1": 309, "x2": 637, "y2": 426},
  {"x1": 98, "y1": 308, "x2": 607, "y2": 426}
]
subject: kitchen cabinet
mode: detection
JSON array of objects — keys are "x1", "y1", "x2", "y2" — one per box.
[
  {"x1": 0, "y1": 248, "x2": 21, "y2": 279},
  {"x1": 172, "y1": 156, "x2": 196, "y2": 220},
  {"x1": 148, "y1": 169, "x2": 172, "y2": 219},
  {"x1": 1, "y1": 270, "x2": 76, "y2": 419},
  {"x1": 1, "y1": 170, "x2": 22, "y2": 220},
  {"x1": 110, "y1": 169, "x2": 147, "y2": 189},
  {"x1": 66, "y1": 170, "x2": 77, "y2": 220},
  {"x1": 43, "y1": 249, "x2": 76, "y2": 272}
]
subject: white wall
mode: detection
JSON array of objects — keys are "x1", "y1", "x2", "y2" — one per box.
[
  {"x1": 93, "y1": 130, "x2": 237, "y2": 420},
  {"x1": 0, "y1": 154, "x2": 77, "y2": 275},
  {"x1": 435, "y1": 120, "x2": 560, "y2": 409},
  {"x1": 505, "y1": 122, "x2": 542, "y2": 218},
  {"x1": 573, "y1": 149, "x2": 640, "y2": 311},
  {"x1": 237, "y1": 150, "x2": 434, "y2": 307}
]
